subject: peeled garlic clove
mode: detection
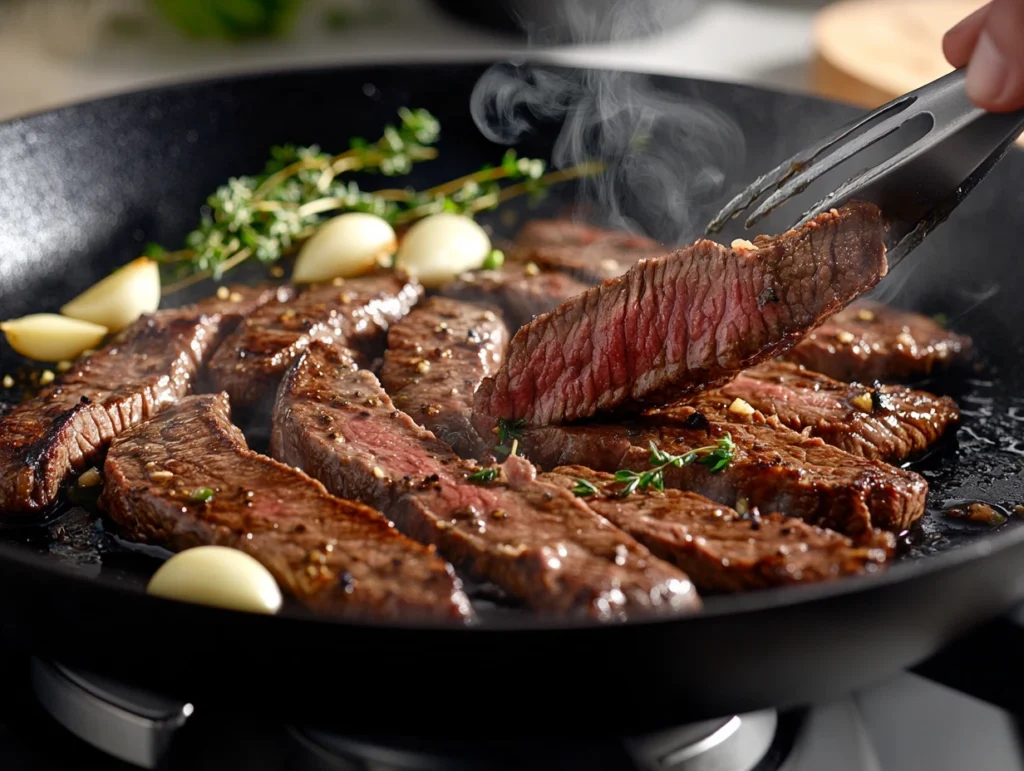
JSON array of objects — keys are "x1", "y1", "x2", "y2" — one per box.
[
  {"x1": 147, "y1": 545, "x2": 282, "y2": 615},
  {"x1": 292, "y1": 212, "x2": 397, "y2": 284},
  {"x1": 60, "y1": 257, "x2": 161, "y2": 333},
  {"x1": 0, "y1": 314, "x2": 108, "y2": 362},
  {"x1": 393, "y1": 213, "x2": 491, "y2": 289}
]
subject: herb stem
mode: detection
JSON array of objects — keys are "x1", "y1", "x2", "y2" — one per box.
[{"x1": 162, "y1": 247, "x2": 253, "y2": 295}]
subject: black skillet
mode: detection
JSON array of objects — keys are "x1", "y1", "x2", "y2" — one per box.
[{"x1": 1, "y1": 60, "x2": 1024, "y2": 736}]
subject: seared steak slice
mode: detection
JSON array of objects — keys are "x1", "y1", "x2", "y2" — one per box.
[
  {"x1": 517, "y1": 407, "x2": 927, "y2": 541},
  {"x1": 101, "y1": 393, "x2": 471, "y2": 621},
  {"x1": 0, "y1": 286, "x2": 279, "y2": 517},
  {"x1": 714, "y1": 361, "x2": 961, "y2": 463},
  {"x1": 541, "y1": 466, "x2": 893, "y2": 592},
  {"x1": 439, "y1": 264, "x2": 590, "y2": 331},
  {"x1": 207, "y1": 273, "x2": 422, "y2": 411},
  {"x1": 380, "y1": 296, "x2": 508, "y2": 460},
  {"x1": 271, "y1": 342, "x2": 700, "y2": 619},
  {"x1": 781, "y1": 299, "x2": 974, "y2": 382},
  {"x1": 509, "y1": 218, "x2": 666, "y2": 283},
  {"x1": 473, "y1": 203, "x2": 888, "y2": 431}
]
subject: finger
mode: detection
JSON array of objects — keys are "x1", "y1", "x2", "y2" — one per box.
[
  {"x1": 943, "y1": 2, "x2": 991, "y2": 68},
  {"x1": 965, "y1": 0, "x2": 1024, "y2": 112}
]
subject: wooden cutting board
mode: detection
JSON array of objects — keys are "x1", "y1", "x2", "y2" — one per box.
[
  {"x1": 813, "y1": 1, "x2": 983, "y2": 101},
  {"x1": 812, "y1": 0, "x2": 1024, "y2": 145}
]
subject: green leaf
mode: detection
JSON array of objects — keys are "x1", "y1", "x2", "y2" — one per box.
[
  {"x1": 482, "y1": 249, "x2": 505, "y2": 270},
  {"x1": 143, "y1": 242, "x2": 167, "y2": 258},
  {"x1": 614, "y1": 469, "x2": 638, "y2": 483},
  {"x1": 189, "y1": 487, "x2": 215, "y2": 502},
  {"x1": 496, "y1": 417, "x2": 526, "y2": 445},
  {"x1": 571, "y1": 479, "x2": 600, "y2": 497},
  {"x1": 468, "y1": 467, "x2": 499, "y2": 484}
]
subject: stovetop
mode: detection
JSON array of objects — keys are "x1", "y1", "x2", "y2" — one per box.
[{"x1": 3, "y1": 644, "x2": 1023, "y2": 771}]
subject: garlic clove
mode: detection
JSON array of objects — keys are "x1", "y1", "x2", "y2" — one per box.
[
  {"x1": 0, "y1": 313, "x2": 108, "y2": 362},
  {"x1": 61, "y1": 257, "x2": 161, "y2": 333},
  {"x1": 292, "y1": 212, "x2": 397, "y2": 284},
  {"x1": 146, "y1": 545, "x2": 282, "y2": 615},
  {"x1": 393, "y1": 212, "x2": 491, "y2": 289}
]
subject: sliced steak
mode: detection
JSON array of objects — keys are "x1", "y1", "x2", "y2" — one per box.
[
  {"x1": 713, "y1": 361, "x2": 960, "y2": 463},
  {"x1": 380, "y1": 296, "x2": 508, "y2": 460},
  {"x1": 473, "y1": 202, "x2": 889, "y2": 432},
  {"x1": 541, "y1": 466, "x2": 893, "y2": 592},
  {"x1": 207, "y1": 272, "x2": 422, "y2": 411},
  {"x1": 0, "y1": 285, "x2": 281, "y2": 517},
  {"x1": 439, "y1": 264, "x2": 590, "y2": 331},
  {"x1": 516, "y1": 406, "x2": 927, "y2": 541},
  {"x1": 271, "y1": 342, "x2": 700, "y2": 619},
  {"x1": 508, "y1": 218, "x2": 666, "y2": 283},
  {"x1": 101, "y1": 393, "x2": 472, "y2": 621},
  {"x1": 781, "y1": 299, "x2": 974, "y2": 382}
]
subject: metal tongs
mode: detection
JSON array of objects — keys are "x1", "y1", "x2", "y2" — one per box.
[{"x1": 706, "y1": 68, "x2": 1024, "y2": 267}]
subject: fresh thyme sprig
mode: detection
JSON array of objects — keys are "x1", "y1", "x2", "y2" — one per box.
[
  {"x1": 571, "y1": 436, "x2": 735, "y2": 498},
  {"x1": 151, "y1": 107, "x2": 605, "y2": 295},
  {"x1": 468, "y1": 466, "x2": 500, "y2": 484},
  {"x1": 493, "y1": 417, "x2": 527, "y2": 459}
]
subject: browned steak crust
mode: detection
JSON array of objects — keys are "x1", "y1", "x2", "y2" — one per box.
[
  {"x1": 438, "y1": 264, "x2": 590, "y2": 331},
  {"x1": 714, "y1": 361, "x2": 961, "y2": 463},
  {"x1": 0, "y1": 285, "x2": 281, "y2": 517},
  {"x1": 517, "y1": 405, "x2": 927, "y2": 542},
  {"x1": 473, "y1": 203, "x2": 889, "y2": 431},
  {"x1": 206, "y1": 273, "x2": 422, "y2": 411},
  {"x1": 270, "y1": 342, "x2": 700, "y2": 619},
  {"x1": 541, "y1": 466, "x2": 893, "y2": 592},
  {"x1": 781, "y1": 299, "x2": 974, "y2": 382},
  {"x1": 508, "y1": 218, "x2": 666, "y2": 283},
  {"x1": 101, "y1": 393, "x2": 472, "y2": 621},
  {"x1": 380, "y1": 296, "x2": 508, "y2": 460}
]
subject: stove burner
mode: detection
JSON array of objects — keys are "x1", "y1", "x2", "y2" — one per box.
[{"x1": 29, "y1": 658, "x2": 780, "y2": 770}]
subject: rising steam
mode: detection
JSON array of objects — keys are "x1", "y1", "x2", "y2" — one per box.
[{"x1": 469, "y1": 0, "x2": 744, "y2": 246}]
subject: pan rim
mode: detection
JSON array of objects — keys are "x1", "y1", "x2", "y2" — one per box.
[{"x1": 0, "y1": 57, "x2": 1020, "y2": 635}]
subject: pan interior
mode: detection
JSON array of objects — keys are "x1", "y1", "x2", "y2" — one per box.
[{"x1": 0, "y1": 61, "x2": 1023, "y2": 629}]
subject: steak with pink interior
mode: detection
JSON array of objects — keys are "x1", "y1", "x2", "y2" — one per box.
[
  {"x1": 380, "y1": 296, "x2": 508, "y2": 460},
  {"x1": 473, "y1": 202, "x2": 889, "y2": 433},
  {"x1": 270, "y1": 341, "x2": 700, "y2": 619},
  {"x1": 541, "y1": 466, "x2": 893, "y2": 592},
  {"x1": 714, "y1": 361, "x2": 960, "y2": 463},
  {"x1": 206, "y1": 272, "x2": 422, "y2": 411},
  {"x1": 102, "y1": 393, "x2": 472, "y2": 621},
  {"x1": 781, "y1": 299, "x2": 974, "y2": 382},
  {"x1": 0, "y1": 284, "x2": 285, "y2": 517}
]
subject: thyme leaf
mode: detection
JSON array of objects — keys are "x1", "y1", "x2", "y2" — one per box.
[
  {"x1": 613, "y1": 435, "x2": 735, "y2": 497},
  {"x1": 468, "y1": 467, "x2": 500, "y2": 484},
  {"x1": 571, "y1": 479, "x2": 600, "y2": 497}
]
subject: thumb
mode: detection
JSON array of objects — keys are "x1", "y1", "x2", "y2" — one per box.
[{"x1": 963, "y1": 0, "x2": 1024, "y2": 112}]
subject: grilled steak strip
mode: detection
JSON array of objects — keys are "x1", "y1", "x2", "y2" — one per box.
[
  {"x1": 781, "y1": 299, "x2": 974, "y2": 383},
  {"x1": 101, "y1": 393, "x2": 472, "y2": 621},
  {"x1": 439, "y1": 264, "x2": 590, "y2": 331},
  {"x1": 380, "y1": 296, "x2": 508, "y2": 460},
  {"x1": 473, "y1": 203, "x2": 889, "y2": 431},
  {"x1": 541, "y1": 466, "x2": 893, "y2": 592},
  {"x1": 271, "y1": 341, "x2": 700, "y2": 619},
  {"x1": 207, "y1": 273, "x2": 423, "y2": 411},
  {"x1": 711, "y1": 361, "x2": 961, "y2": 463},
  {"x1": 508, "y1": 218, "x2": 666, "y2": 283},
  {"x1": 517, "y1": 405, "x2": 927, "y2": 541},
  {"x1": 0, "y1": 285, "x2": 283, "y2": 517}
]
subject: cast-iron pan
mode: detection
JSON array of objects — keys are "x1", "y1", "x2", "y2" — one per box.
[{"x1": 1, "y1": 60, "x2": 1023, "y2": 736}]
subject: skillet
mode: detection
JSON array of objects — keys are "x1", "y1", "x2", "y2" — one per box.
[{"x1": 1, "y1": 59, "x2": 1024, "y2": 736}]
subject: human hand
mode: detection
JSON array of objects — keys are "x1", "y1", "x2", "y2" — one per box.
[{"x1": 944, "y1": 0, "x2": 1024, "y2": 112}]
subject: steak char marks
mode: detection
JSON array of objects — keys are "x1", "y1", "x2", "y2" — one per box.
[
  {"x1": 101, "y1": 394, "x2": 472, "y2": 621},
  {"x1": 508, "y1": 218, "x2": 666, "y2": 283},
  {"x1": 271, "y1": 341, "x2": 700, "y2": 619},
  {"x1": 517, "y1": 404, "x2": 927, "y2": 542},
  {"x1": 781, "y1": 299, "x2": 974, "y2": 382},
  {"x1": 207, "y1": 273, "x2": 422, "y2": 411},
  {"x1": 439, "y1": 264, "x2": 590, "y2": 331},
  {"x1": 0, "y1": 284, "x2": 285, "y2": 517},
  {"x1": 541, "y1": 466, "x2": 893, "y2": 592},
  {"x1": 380, "y1": 296, "x2": 508, "y2": 460},
  {"x1": 715, "y1": 362, "x2": 960, "y2": 463},
  {"x1": 473, "y1": 202, "x2": 889, "y2": 433}
]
